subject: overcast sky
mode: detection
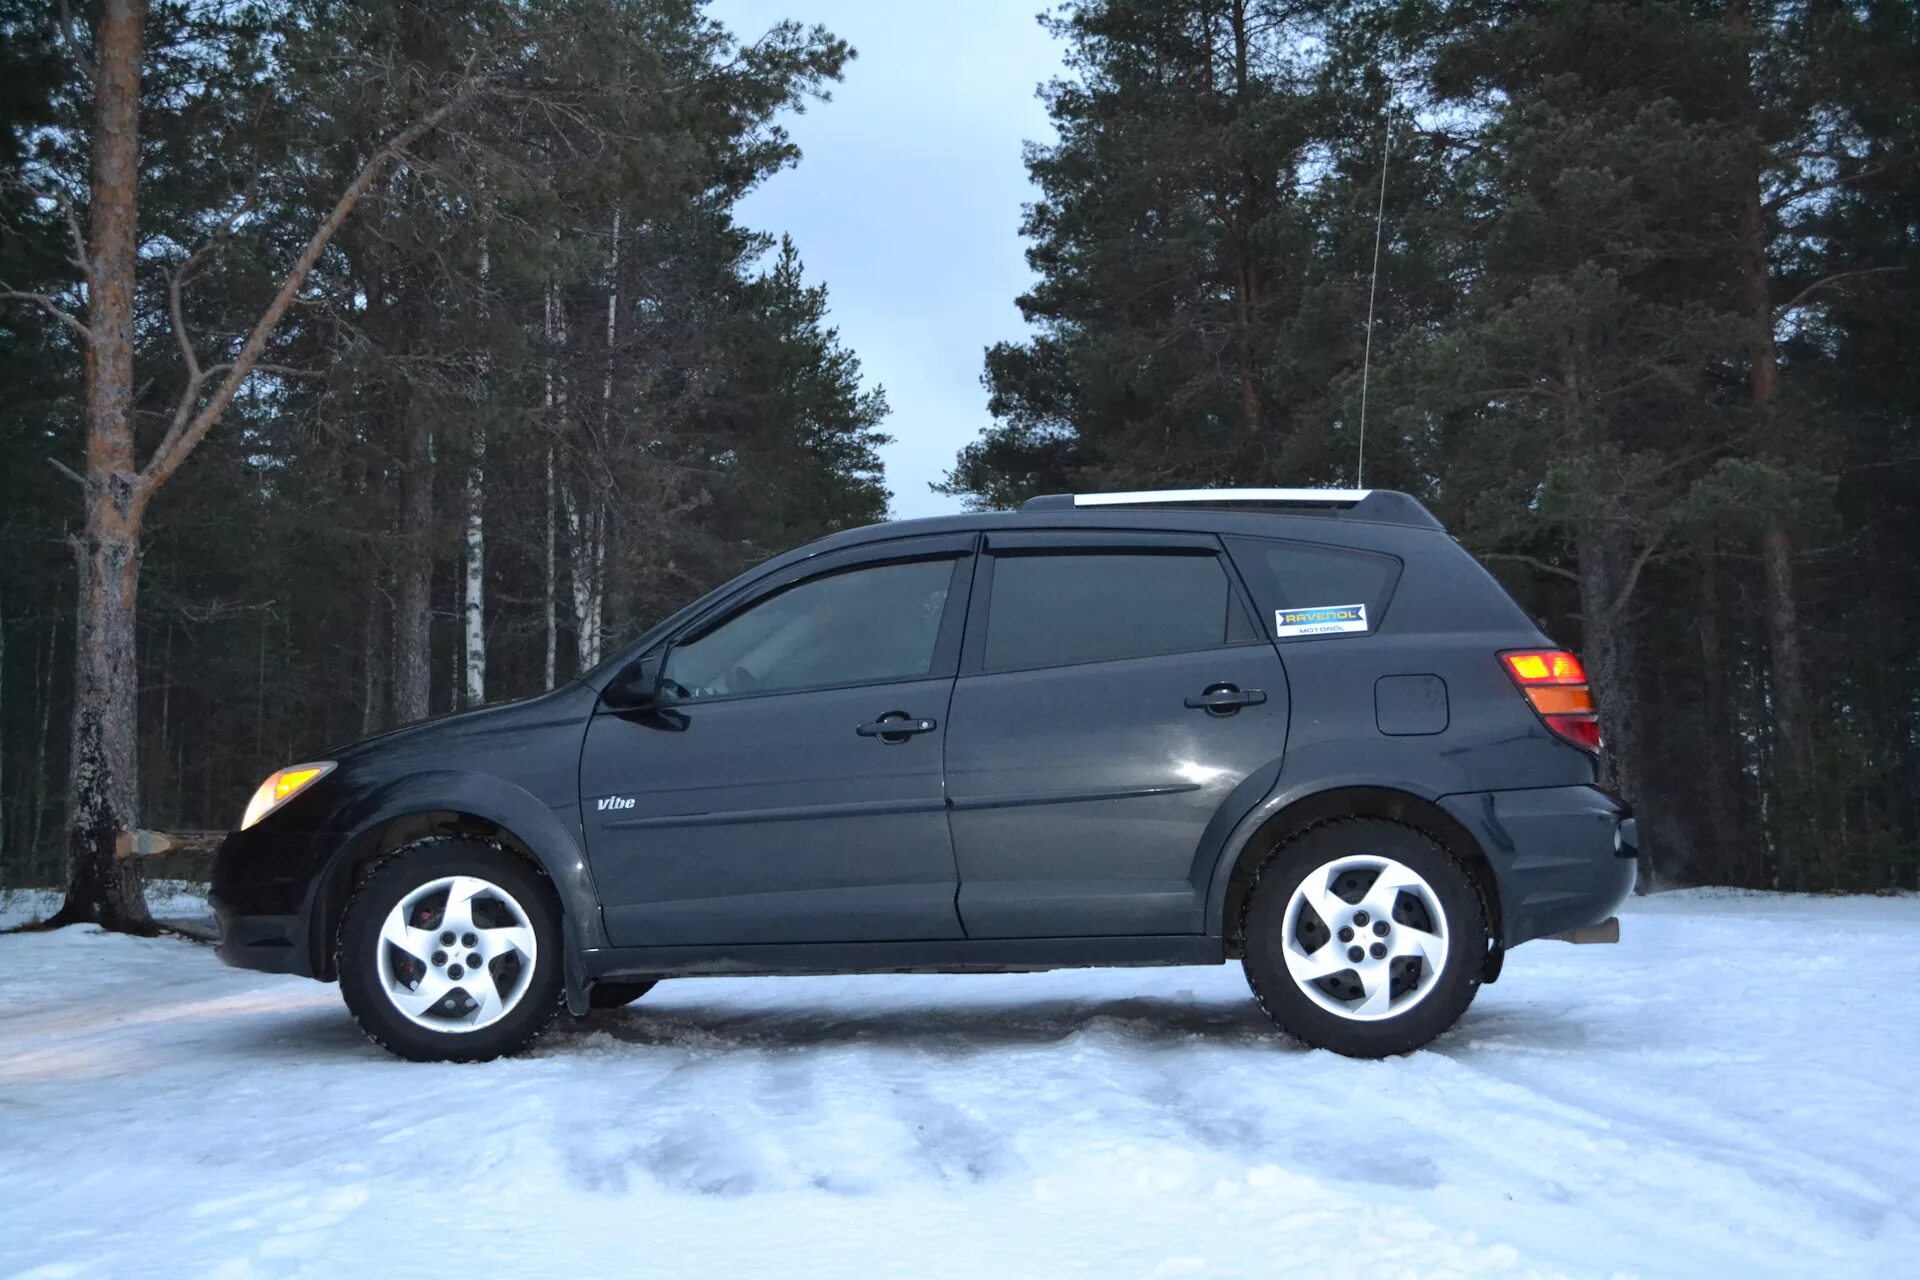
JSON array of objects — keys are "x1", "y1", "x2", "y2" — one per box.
[{"x1": 708, "y1": 1, "x2": 1068, "y2": 518}]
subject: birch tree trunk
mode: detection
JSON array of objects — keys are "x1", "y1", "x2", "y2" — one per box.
[
  {"x1": 463, "y1": 230, "x2": 489, "y2": 708},
  {"x1": 463, "y1": 427, "x2": 486, "y2": 707},
  {"x1": 563, "y1": 487, "x2": 605, "y2": 671},
  {"x1": 543, "y1": 279, "x2": 564, "y2": 686},
  {"x1": 544, "y1": 447, "x2": 558, "y2": 688},
  {"x1": 50, "y1": 0, "x2": 155, "y2": 931},
  {"x1": 1226, "y1": 0, "x2": 1262, "y2": 439}
]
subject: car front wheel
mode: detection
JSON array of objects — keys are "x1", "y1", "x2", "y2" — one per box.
[
  {"x1": 337, "y1": 837, "x2": 564, "y2": 1062},
  {"x1": 1241, "y1": 819, "x2": 1487, "y2": 1057}
]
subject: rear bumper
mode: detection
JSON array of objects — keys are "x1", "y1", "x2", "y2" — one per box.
[{"x1": 1439, "y1": 785, "x2": 1637, "y2": 947}]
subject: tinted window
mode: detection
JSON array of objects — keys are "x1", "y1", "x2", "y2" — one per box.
[
  {"x1": 664, "y1": 558, "x2": 957, "y2": 700},
  {"x1": 983, "y1": 551, "x2": 1248, "y2": 671},
  {"x1": 1225, "y1": 537, "x2": 1401, "y2": 639}
]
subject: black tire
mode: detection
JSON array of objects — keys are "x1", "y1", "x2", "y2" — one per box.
[
  {"x1": 588, "y1": 980, "x2": 658, "y2": 1009},
  {"x1": 1241, "y1": 819, "x2": 1487, "y2": 1058},
  {"x1": 337, "y1": 837, "x2": 564, "y2": 1063}
]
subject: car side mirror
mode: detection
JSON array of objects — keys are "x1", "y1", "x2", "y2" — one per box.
[{"x1": 601, "y1": 652, "x2": 664, "y2": 712}]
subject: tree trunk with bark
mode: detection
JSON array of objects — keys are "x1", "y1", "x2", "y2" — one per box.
[
  {"x1": 1697, "y1": 547, "x2": 1745, "y2": 880},
  {"x1": 49, "y1": 0, "x2": 155, "y2": 932},
  {"x1": 14, "y1": 3, "x2": 479, "y2": 928},
  {"x1": 1728, "y1": 0, "x2": 1812, "y2": 798},
  {"x1": 1576, "y1": 520, "x2": 1650, "y2": 886},
  {"x1": 393, "y1": 400, "x2": 434, "y2": 723}
]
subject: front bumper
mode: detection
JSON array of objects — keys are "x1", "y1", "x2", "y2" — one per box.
[
  {"x1": 1439, "y1": 784, "x2": 1638, "y2": 947},
  {"x1": 210, "y1": 899, "x2": 310, "y2": 975},
  {"x1": 210, "y1": 826, "x2": 325, "y2": 978}
]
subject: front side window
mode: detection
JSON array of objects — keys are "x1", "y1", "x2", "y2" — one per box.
[
  {"x1": 662, "y1": 558, "x2": 957, "y2": 701},
  {"x1": 982, "y1": 551, "x2": 1249, "y2": 672}
]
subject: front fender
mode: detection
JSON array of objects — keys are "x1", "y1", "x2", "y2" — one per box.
[{"x1": 316, "y1": 769, "x2": 611, "y2": 971}]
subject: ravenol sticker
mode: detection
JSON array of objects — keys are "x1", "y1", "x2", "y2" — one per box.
[{"x1": 1275, "y1": 603, "x2": 1368, "y2": 638}]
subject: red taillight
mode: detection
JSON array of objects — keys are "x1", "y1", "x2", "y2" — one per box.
[{"x1": 1500, "y1": 649, "x2": 1602, "y2": 753}]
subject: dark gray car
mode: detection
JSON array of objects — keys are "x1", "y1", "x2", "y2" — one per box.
[{"x1": 211, "y1": 488, "x2": 1636, "y2": 1061}]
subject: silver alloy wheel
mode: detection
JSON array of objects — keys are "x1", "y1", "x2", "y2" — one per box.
[
  {"x1": 374, "y1": 875, "x2": 538, "y2": 1034},
  {"x1": 1281, "y1": 854, "x2": 1450, "y2": 1022}
]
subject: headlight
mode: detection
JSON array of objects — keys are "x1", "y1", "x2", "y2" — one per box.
[{"x1": 240, "y1": 762, "x2": 336, "y2": 830}]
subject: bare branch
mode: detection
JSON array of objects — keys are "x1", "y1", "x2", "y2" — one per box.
[
  {"x1": 56, "y1": 0, "x2": 97, "y2": 88},
  {"x1": 0, "y1": 287, "x2": 91, "y2": 343},
  {"x1": 143, "y1": 90, "x2": 481, "y2": 490},
  {"x1": 27, "y1": 181, "x2": 93, "y2": 273},
  {"x1": 1480, "y1": 551, "x2": 1582, "y2": 584},
  {"x1": 47, "y1": 457, "x2": 84, "y2": 485},
  {"x1": 1775, "y1": 267, "x2": 1907, "y2": 321},
  {"x1": 1604, "y1": 531, "x2": 1666, "y2": 624},
  {"x1": 166, "y1": 266, "x2": 201, "y2": 384}
]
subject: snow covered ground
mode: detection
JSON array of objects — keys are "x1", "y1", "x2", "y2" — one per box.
[{"x1": 1, "y1": 889, "x2": 1914, "y2": 1279}]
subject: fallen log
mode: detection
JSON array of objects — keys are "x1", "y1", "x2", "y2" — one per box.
[{"x1": 113, "y1": 829, "x2": 225, "y2": 860}]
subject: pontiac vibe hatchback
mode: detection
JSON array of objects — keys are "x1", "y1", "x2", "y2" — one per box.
[{"x1": 211, "y1": 488, "x2": 1637, "y2": 1061}]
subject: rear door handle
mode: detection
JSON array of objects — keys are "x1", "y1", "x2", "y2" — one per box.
[
  {"x1": 856, "y1": 713, "x2": 938, "y2": 742},
  {"x1": 1184, "y1": 686, "x2": 1266, "y2": 714}
]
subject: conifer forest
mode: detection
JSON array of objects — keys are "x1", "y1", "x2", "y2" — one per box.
[{"x1": 2, "y1": 0, "x2": 1916, "y2": 923}]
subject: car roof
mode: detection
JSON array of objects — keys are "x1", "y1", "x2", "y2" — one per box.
[{"x1": 793, "y1": 489, "x2": 1443, "y2": 561}]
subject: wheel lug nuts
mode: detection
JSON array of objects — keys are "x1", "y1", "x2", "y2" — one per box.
[
  {"x1": 448, "y1": 964, "x2": 464, "y2": 980},
  {"x1": 431, "y1": 950, "x2": 447, "y2": 965},
  {"x1": 462, "y1": 933, "x2": 477, "y2": 948},
  {"x1": 467, "y1": 953, "x2": 482, "y2": 968},
  {"x1": 1354, "y1": 911, "x2": 1369, "y2": 926},
  {"x1": 440, "y1": 931, "x2": 456, "y2": 946},
  {"x1": 1373, "y1": 921, "x2": 1390, "y2": 936},
  {"x1": 1337, "y1": 926, "x2": 1354, "y2": 942},
  {"x1": 1347, "y1": 946, "x2": 1364, "y2": 963},
  {"x1": 1370, "y1": 942, "x2": 1387, "y2": 959}
]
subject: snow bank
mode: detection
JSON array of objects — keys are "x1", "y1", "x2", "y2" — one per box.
[{"x1": 1, "y1": 891, "x2": 1913, "y2": 1278}]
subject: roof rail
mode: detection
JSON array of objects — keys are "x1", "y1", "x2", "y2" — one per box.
[{"x1": 1017, "y1": 487, "x2": 1441, "y2": 529}]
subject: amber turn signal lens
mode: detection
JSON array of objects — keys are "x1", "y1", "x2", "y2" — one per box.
[
  {"x1": 1524, "y1": 685, "x2": 1596, "y2": 716},
  {"x1": 240, "y1": 761, "x2": 336, "y2": 830}
]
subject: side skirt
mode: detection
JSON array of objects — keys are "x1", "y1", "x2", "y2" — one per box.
[{"x1": 580, "y1": 934, "x2": 1226, "y2": 982}]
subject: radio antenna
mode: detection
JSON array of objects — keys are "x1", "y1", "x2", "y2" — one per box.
[{"x1": 1356, "y1": 108, "x2": 1392, "y2": 489}]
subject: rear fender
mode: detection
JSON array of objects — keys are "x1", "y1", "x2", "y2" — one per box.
[{"x1": 1199, "y1": 736, "x2": 1482, "y2": 937}]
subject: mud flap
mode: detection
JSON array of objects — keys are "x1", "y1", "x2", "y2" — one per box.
[{"x1": 563, "y1": 947, "x2": 590, "y2": 1016}]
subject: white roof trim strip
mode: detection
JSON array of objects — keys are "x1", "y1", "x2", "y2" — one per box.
[{"x1": 1072, "y1": 488, "x2": 1373, "y2": 507}]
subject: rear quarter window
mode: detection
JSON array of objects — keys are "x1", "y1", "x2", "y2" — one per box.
[{"x1": 1224, "y1": 536, "x2": 1402, "y2": 641}]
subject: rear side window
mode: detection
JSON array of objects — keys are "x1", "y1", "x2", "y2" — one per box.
[
  {"x1": 1225, "y1": 537, "x2": 1401, "y2": 640},
  {"x1": 982, "y1": 551, "x2": 1252, "y2": 671}
]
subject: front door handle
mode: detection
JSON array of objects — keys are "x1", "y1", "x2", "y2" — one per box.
[
  {"x1": 856, "y1": 712, "x2": 938, "y2": 743},
  {"x1": 1184, "y1": 686, "x2": 1266, "y2": 714}
]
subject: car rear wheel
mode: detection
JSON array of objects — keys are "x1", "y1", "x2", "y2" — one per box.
[
  {"x1": 1241, "y1": 819, "x2": 1487, "y2": 1057},
  {"x1": 337, "y1": 837, "x2": 563, "y2": 1062}
]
